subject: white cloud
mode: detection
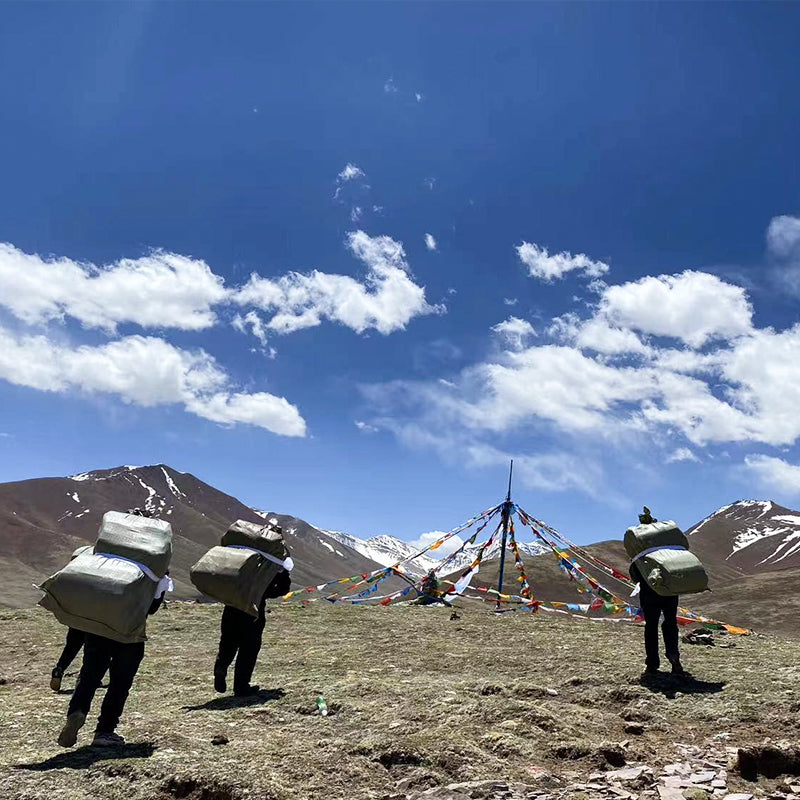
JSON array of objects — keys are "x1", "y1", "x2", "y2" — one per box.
[
  {"x1": 232, "y1": 311, "x2": 269, "y2": 346},
  {"x1": 0, "y1": 325, "x2": 306, "y2": 436},
  {"x1": 491, "y1": 316, "x2": 536, "y2": 351},
  {"x1": 355, "y1": 420, "x2": 378, "y2": 434},
  {"x1": 384, "y1": 78, "x2": 398, "y2": 94},
  {"x1": 235, "y1": 231, "x2": 441, "y2": 335},
  {"x1": 337, "y1": 163, "x2": 365, "y2": 183},
  {"x1": 415, "y1": 92, "x2": 423, "y2": 103},
  {"x1": 598, "y1": 271, "x2": 753, "y2": 348},
  {"x1": 424, "y1": 233, "x2": 437, "y2": 251},
  {"x1": 666, "y1": 447, "x2": 699, "y2": 464},
  {"x1": 465, "y1": 442, "x2": 606, "y2": 497},
  {"x1": 767, "y1": 215, "x2": 800, "y2": 297},
  {"x1": 350, "y1": 206, "x2": 363, "y2": 222},
  {"x1": 766, "y1": 215, "x2": 800, "y2": 260},
  {"x1": 551, "y1": 313, "x2": 650, "y2": 356},
  {"x1": 503, "y1": 298, "x2": 518, "y2": 306},
  {"x1": 0, "y1": 244, "x2": 227, "y2": 332},
  {"x1": 409, "y1": 531, "x2": 464, "y2": 557},
  {"x1": 361, "y1": 217, "x2": 800, "y2": 496},
  {"x1": 517, "y1": 242, "x2": 609, "y2": 282},
  {"x1": 744, "y1": 454, "x2": 800, "y2": 496},
  {"x1": 185, "y1": 392, "x2": 305, "y2": 436}
]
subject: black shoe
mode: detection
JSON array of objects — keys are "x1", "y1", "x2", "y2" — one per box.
[
  {"x1": 233, "y1": 684, "x2": 260, "y2": 697},
  {"x1": 213, "y1": 664, "x2": 227, "y2": 694},
  {"x1": 50, "y1": 667, "x2": 63, "y2": 692},
  {"x1": 92, "y1": 730, "x2": 125, "y2": 747},
  {"x1": 671, "y1": 662, "x2": 689, "y2": 677}
]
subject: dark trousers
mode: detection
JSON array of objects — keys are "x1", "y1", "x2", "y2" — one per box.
[
  {"x1": 68, "y1": 634, "x2": 145, "y2": 733},
  {"x1": 640, "y1": 591, "x2": 680, "y2": 670},
  {"x1": 55, "y1": 628, "x2": 86, "y2": 673},
  {"x1": 216, "y1": 605, "x2": 265, "y2": 691}
]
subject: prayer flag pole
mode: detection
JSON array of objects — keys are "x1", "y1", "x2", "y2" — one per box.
[{"x1": 495, "y1": 460, "x2": 514, "y2": 610}]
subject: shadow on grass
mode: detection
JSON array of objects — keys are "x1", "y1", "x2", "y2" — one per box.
[
  {"x1": 640, "y1": 672, "x2": 726, "y2": 699},
  {"x1": 15, "y1": 742, "x2": 157, "y2": 771},
  {"x1": 182, "y1": 688, "x2": 285, "y2": 711}
]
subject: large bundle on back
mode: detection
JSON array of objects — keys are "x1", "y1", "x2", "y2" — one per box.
[
  {"x1": 624, "y1": 520, "x2": 708, "y2": 596},
  {"x1": 38, "y1": 512, "x2": 173, "y2": 643},
  {"x1": 190, "y1": 519, "x2": 291, "y2": 617}
]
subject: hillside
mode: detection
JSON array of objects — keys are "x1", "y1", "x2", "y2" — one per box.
[
  {"x1": 2, "y1": 603, "x2": 799, "y2": 800},
  {"x1": 0, "y1": 465, "x2": 384, "y2": 608}
]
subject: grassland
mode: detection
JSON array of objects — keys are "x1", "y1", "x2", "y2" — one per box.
[{"x1": 1, "y1": 601, "x2": 799, "y2": 800}]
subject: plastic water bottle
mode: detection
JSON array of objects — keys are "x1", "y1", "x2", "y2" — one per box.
[{"x1": 316, "y1": 695, "x2": 328, "y2": 717}]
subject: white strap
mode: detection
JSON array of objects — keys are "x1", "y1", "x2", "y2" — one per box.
[
  {"x1": 94, "y1": 552, "x2": 161, "y2": 582},
  {"x1": 226, "y1": 545, "x2": 294, "y2": 572},
  {"x1": 631, "y1": 544, "x2": 685, "y2": 564}
]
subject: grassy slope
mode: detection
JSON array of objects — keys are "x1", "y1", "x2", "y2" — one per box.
[{"x1": 1, "y1": 603, "x2": 800, "y2": 800}]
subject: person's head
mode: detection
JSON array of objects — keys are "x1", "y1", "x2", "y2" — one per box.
[{"x1": 638, "y1": 506, "x2": 656, "y2": 524}]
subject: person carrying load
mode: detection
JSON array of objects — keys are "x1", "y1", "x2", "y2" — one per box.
[
  {"x1": 189, "y1": 518, "x2": 293, "y2": 696},
  {"x1": 38, "y1": 509, "x2": 174, "y2": 747},
  {"x1": 214, "y1": 566, "x2": 291, "y2": 696},
  {"x1": 626, "y1": 506, "x2": 707, "y2": 677}
]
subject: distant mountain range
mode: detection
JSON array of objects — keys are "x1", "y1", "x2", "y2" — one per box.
[
  {"x1": 321, "y1": 528, "x2": 548, "y2": 578},
  {"x1": 1, "y1": 465, "x2": 798, "y2": 635}
]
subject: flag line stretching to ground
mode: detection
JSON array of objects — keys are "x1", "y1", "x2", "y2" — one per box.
[{"x1": 276, "y1": 500, "x2": 751, "y2": 635}]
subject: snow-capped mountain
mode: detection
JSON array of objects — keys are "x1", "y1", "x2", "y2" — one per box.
[
  {"x1": 321, "y1": 528, "x2": 549, "y2": 578},
  {"x1": 321, "y1": 530, "x2": 440, "y2": 577},
  {"x1": 443, "y1": 536, "x2": 549, "y2": 575},
  {"x1": 688, "y1": 499, "x2": 800, "y2": 573}
]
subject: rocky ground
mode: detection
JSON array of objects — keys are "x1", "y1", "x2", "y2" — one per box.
[{"x1": 0, "y1": 602, "x2": 799, "y2": 800}]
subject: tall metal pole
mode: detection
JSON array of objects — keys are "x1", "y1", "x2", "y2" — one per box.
[{"x1": 495, "y1": 460, "x2": 514, "y2": 610}]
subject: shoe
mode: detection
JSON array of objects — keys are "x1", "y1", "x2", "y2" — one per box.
[
  {"x1": 214, "y1": 664, "x2": 227, "y2": 694},
  {"x1": 671, "y1": 662, "x2": 689, "y2": 677},
  {"x1": 50, "y1": 667, "x2": 63, "y2": 693},
  {"x1": 92, "y1": 730, "x2": 125, "y2": 747},
  {"x1": 57, "y1": 711, "x2": 86, "y2": 748},
  {"x1": 233, "y1": 684, "x2": 260, "y2": 697}
]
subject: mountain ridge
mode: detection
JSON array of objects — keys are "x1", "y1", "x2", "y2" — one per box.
[{"x1": 2, "y1": 465, "x2": 799, "y2": 634}]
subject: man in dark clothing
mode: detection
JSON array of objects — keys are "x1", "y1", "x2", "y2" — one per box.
[
  {"x1": 50, "y1": 628, "x2": 86, "y2": 691},
  {"x1": 631, "y1": 507, "x2": 686, "y2": 676},
  {"x1": 214, "y1": 568, "x2": 291, "y2": 696},
  {"x1": 57, "y1": 575, "x2": 170, "y2": 748},
  {"x1": 413, "y1": 569, "x2": 451, "y2": 606}
]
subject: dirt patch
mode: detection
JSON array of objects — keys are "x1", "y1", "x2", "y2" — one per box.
[
  {"x1": 157, "y1": 774, "x2": 244, "y2": 800},
  {"x1": 376, "y1": 750, "x2": 426, "y2": 770},
  {"x1": 736, "y1": 744, "x2": 800, "y2": 781}
]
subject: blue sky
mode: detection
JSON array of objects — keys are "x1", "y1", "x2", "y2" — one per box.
[{"x1": 1, "y1": 2, "x2": 800, "y2": 546}]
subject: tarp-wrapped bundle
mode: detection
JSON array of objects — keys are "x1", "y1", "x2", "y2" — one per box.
[
  {"x1": 96, "y1": 511, "x2": 172, "y2": 577},
  {"x1": 190, "y1": 519, "x2": 291, "y2": 617},
  {"x1": 624, "y1": 520, "x2": 708, "y2": 596},
  {"x1": 38, "y1": 512, "x2": 173, "y2": 643}
]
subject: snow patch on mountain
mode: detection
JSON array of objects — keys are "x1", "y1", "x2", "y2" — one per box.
[{"x1": 161, "y1": 467, "x2": 185, "y2": 498}]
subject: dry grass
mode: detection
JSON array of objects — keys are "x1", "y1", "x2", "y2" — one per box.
[{"x1": 1, "y1": 602, "x2": 799, "y2": 800}]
